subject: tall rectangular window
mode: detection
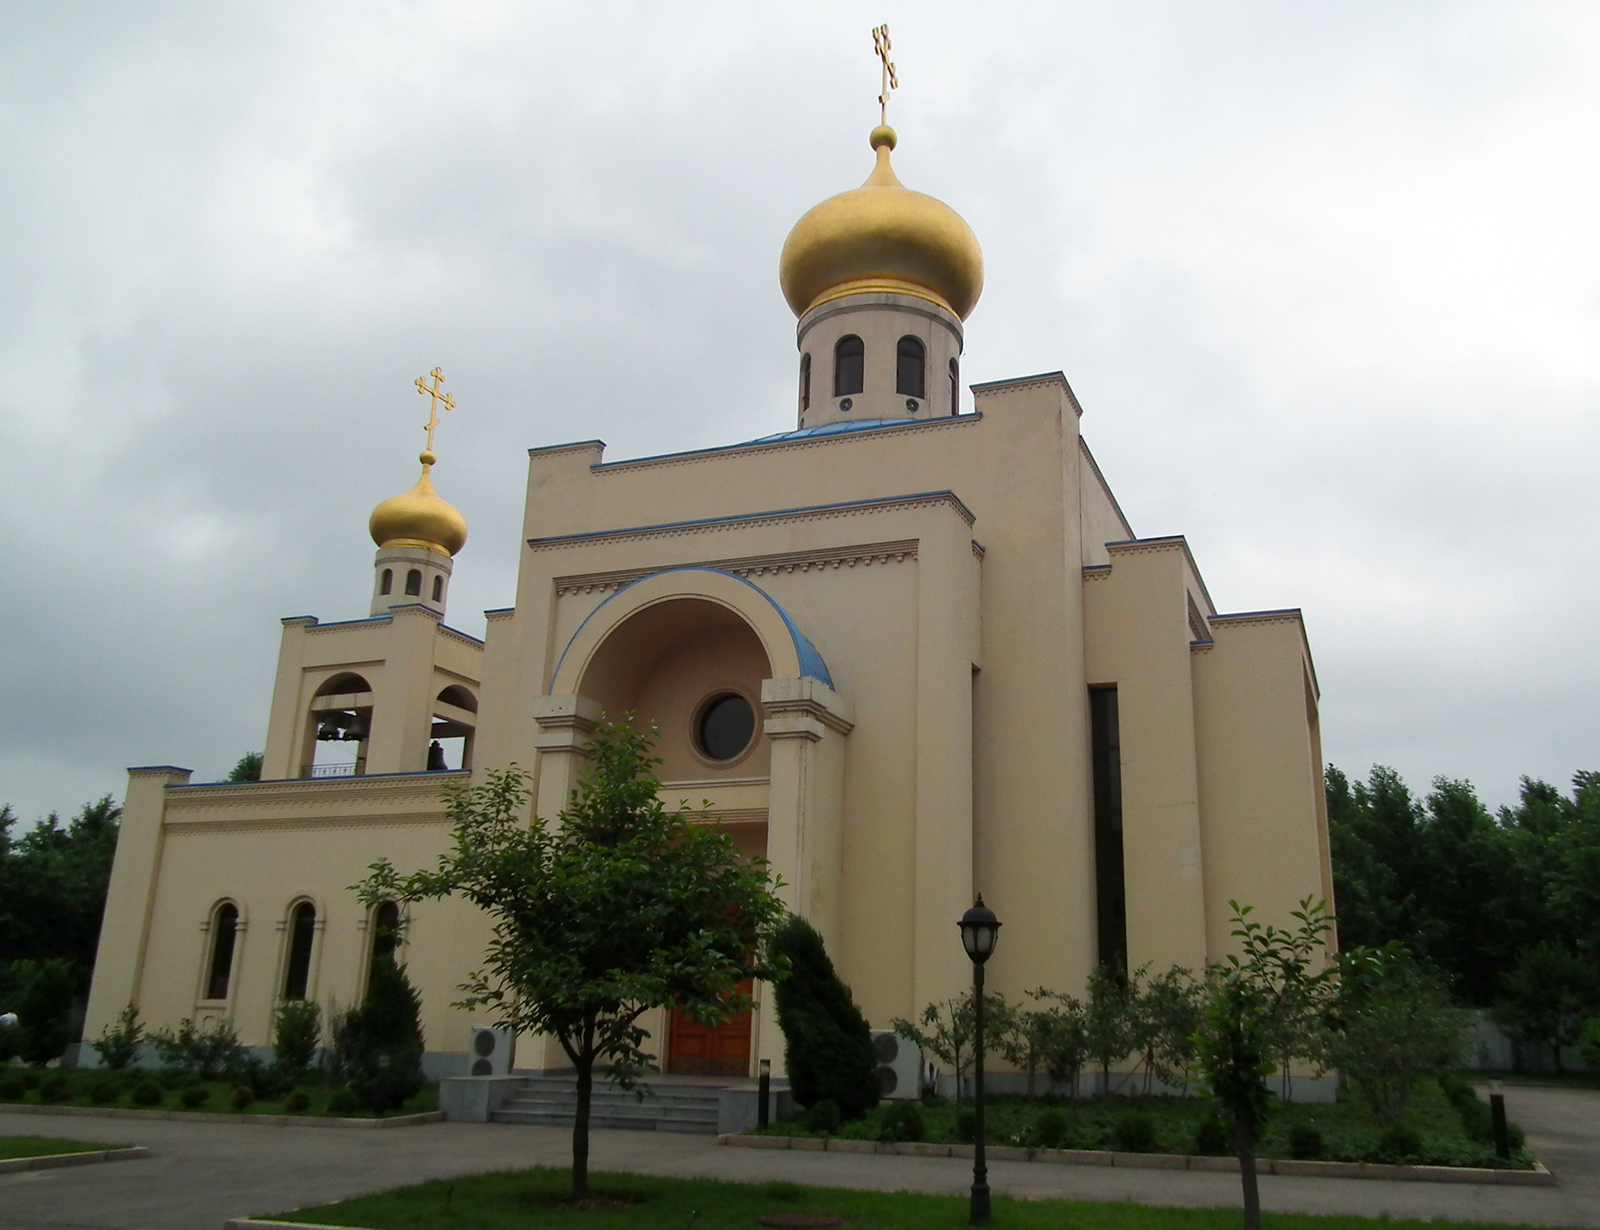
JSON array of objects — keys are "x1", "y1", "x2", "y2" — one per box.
[{"x1": 1089, "y1": 686, "x2": 1127, "y2": 975}]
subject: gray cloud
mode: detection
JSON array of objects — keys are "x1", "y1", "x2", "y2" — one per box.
[{"x1": 3, "y1": 1, "x2": 1597, "y2": 824}]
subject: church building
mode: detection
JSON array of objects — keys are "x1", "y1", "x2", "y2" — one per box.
[{"x1": 83, "y1": 110, "x2": 1334, "y2": 1089}]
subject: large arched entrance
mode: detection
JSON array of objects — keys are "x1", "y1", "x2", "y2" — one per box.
[{"x1": 574, "y1": 591, "x2": 774, "y2": 1076}]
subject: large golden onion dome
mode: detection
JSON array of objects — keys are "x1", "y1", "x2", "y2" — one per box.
[
  {"x1": 368, "y1": 451, "x2": 468, "y2": 556},
  {"x1": 779, "y1": 125, "x2": 984, "y2": 321}
]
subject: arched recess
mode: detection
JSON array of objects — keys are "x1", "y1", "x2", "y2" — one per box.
[
  {"x1": 279, "y1": 897, "x2": 322, "y2": 1002},
  {"x1": 550, "y1": 569, "x2": 833, "y2": 782},
  {"x1": 303, "y1": 673, "x2": 373, "y2": 779},
  {"x1": 198, "y1": 899, "x2": 244, "y2": 1005},
  {"x1": 430, "y1": 685, "x2": 478, "y2": 771}
]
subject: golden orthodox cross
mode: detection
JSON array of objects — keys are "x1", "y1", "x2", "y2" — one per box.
[
  {"x1": 873, "y1": 24, "x2": 898, "y2": 126},
  {"x1": 414, "y1": 367, "x2": 456, "y2": 454}
]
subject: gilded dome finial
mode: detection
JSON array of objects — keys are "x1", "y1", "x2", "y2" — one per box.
[
  {"x1": 368, "y1": 368, "x2": 469, "y2": 557},
  {"x1": 776, "y1": 34, "x2": 984, "y2": 322},
  {"x1": 873, "y1": 24, "x2": 898, "y2": 128}
]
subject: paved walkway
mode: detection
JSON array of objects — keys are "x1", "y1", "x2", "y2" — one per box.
[{"x1": 1, "y1": 1083, "x2": 1596, "y2": 1229}]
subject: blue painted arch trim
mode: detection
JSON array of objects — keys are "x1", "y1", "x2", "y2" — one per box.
[{"x1": 551, "y1": 567, "x2": 834, "y2": 692}]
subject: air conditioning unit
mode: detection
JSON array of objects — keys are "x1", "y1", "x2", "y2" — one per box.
[
  {"x1": 870, "y1": 1028, "x2": 922, "y2": 1100},
  {"x1": 468, "y1": 1025, "x2": 513, "y2": 1076}
]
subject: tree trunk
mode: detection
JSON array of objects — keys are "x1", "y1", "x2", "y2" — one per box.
[
  {"x1": 571, "y1": 1049, "x2": 593, "y2": 1198},
  {"x1": 1235, "y1": 1118, "x2": 1261, "y2": 1230}
]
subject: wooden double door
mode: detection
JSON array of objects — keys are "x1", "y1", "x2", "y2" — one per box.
[{"x1": 666, "y1": 979, "x2": 752, "y2": 1076}]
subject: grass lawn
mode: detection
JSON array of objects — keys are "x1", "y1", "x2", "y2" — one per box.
[
  {"x1": 0, "y1": 1135, "x2": 122, "y2": 1159},
  {"x1": 0, "y1": 1067, "x2": 436, "y2": 1119},
  {"x1": 282, "y1": 1167, "x2": 1552, "y2": 1230},
  {"x1": 756, "y1": 1077, "x2": 1529, "y2": 1169}
]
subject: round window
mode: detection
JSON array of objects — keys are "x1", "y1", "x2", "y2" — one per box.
[{"x1": 697, "y1": 693, "x2": 756, "y2": 762}]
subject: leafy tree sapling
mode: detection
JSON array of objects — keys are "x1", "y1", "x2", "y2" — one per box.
[{"x1": 356, "y1": 720, "x2": 785, "y2": 1198}]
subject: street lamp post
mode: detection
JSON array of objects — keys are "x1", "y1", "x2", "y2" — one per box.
[{"x1": 958, "y1": 895, "x2": 1001, "y2": 1226}]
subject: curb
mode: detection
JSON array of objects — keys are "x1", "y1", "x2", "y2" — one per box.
[
  {"x1": 0, "y1": 1145, "x2": 150, "y2": 1174},
  {"x1": 717, "y1": 1136, "x2": 1556, "y2": 1186},
  {"x1": 0, "y1": 1104, "x2": 443, "y2": 1130},
  {"x1": 227, "y1": 1221, "x2": 379, "y2": 1230}
]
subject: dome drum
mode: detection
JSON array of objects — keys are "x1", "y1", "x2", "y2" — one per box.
[
  {"x1": 370, "y1": 544, "x2": 453, "y2": 618},
  {"x1": 795, "y1": 289, "x2": 964, "y2": 429}
]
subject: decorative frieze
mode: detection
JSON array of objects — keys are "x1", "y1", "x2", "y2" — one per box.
[{"x1": 553, "y1": 539, "x2": 919, "y2": 597}]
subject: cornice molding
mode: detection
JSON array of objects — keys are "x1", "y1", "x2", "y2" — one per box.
[
  {"x1": 530, "y1": 493, "x2": 971, "y2": 554},
  {"x1": 591, "y1": 414, "x2": 981, "y2": 475},
  {"x1": 165, "y1": 772, "x2": 465, "y2": 812},
  {"x1": 437, "y1": 624, "x2": 485, "y2": 650},
  {"x1": 165, "y1": 811, "x2": 450, "y2": 835},
  {"x1": 553, "y1": 539, "x2": 919, "y2": 596},
  {"x1": 528, "y1": 439, "x2": 606, "y2": 459},
  {"x1": 1082, "y1": 564, "x2": 1112, "y2": 582},
  {"x1": 1209, "y1": 609, "x2": 1304, "y2": 629}
]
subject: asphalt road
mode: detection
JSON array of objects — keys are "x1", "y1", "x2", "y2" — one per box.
[{"x1": 1, "y1": 1082, "x2": 1595, "y2": 1230}]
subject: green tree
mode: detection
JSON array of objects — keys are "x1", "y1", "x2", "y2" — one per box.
[
  {"x1": 356, "y1": 720, "x2": 785, "y2": 1198},
  {"x1": 769, "y1": 916, "x2": 878, "y2": 1118},
  {"x1": 340, "y1": 957, "x2": 423, "y2": 1112},
  {"x1": 1036, "y1": 991, "x2": 1090, "y2": 1098},
  {"x1": 0, "y1": 797, "x2": 121, "y2": 976},
  {"x1": 1, "y1": 959, "x2": 78, "y2": 1064},
  {"x1": 227, "y1": 752, "x2": 264, "y2": 783},
  {"x1": 1492, "y1": 941, "x2": 1598, "y2": 1072},
  {"x1": 892, "y1": 990, "x2": 1010, "y2": 1104},
  {"x1": 1000, "y1": 992, "x2": 1070, "y2": 1099},
  {"x1": 1328, "y1": 945, "x2": 1464, "y2": 1128},
  {"x1": 1139, "y1": 965, "x2": 1204, "y2": 1095},
  {"x1": 1083, "y1": 964, "x2": 1134, "y2": 1094},
  {"x1": 272, "y1": 999, "x2": 323, "y2": 1080},
  {"x1": 1191, "y1": 898, "x2": 1335, "y2": 1230},
  {"x1": 91, "y1": 1004, "x2": 144, "y2": 1070}
]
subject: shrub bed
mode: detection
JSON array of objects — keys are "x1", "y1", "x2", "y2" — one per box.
[
  {"x1": 755, "y1": 1077, "x2": 1534, "y2": 1169},
  {"x1": 0, "y1": 1066, "x2": 436, "y2": 1118}
]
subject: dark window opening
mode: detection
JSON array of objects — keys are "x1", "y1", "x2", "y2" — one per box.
[
  {"x1": 379, "y1": 569, "x2": 393, "y2": 595},
  {"x1": 282, "y1": 902, "x2": 316, "y2": 1000},
  {"x1": 834, "y1": 335, "x2": 864, "y2": 396},
  {"x1": 206, "y1": 904, "x2": 238, "y2": 1000},
  {"x1": 431, "y1": 575, "x2": 443, "y2": 602},
  {"x1": 896, "y1": 336, "x2": 926, "y2": 398},
  {"x1": 697, "y1": 693, "x2": 756, "y2": 761},
  {"x1": 1090, "y1": 686, "x2": 1127, "y2": 976},
  {"x1": 404, "y1": 569, "x2": 422, "y2": 596},
  {"x1": 799, "y1": 352, "x2": 811, "y2": 413},
  {"x1": 368, "y1": 901, "x2": 400, "y2": 994},
  {"x1": 949, "y1": 358, "x2": 960, "y2": 415}
]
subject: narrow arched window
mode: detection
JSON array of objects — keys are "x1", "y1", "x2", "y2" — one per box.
[
  {"x1": 368, "y1": 901, "x2": 401, "y2": 994},
  {"x1": 431, "y1": 575, "x2": 443, "y2": 602},
  {"x1": 834, "y1": 335, "x2": 864, "y2": 396},
  {"x1": 799, "y1": 353, "x2": 811, "y2": 412},
  {"x1": 897, "y1": 336, "x2": 926, "y2": 398},
  {"x1": 380, "y1": 569, "x2": 393, "y2": 596},
  {"x1": 206, "y1": 903, "x2": 239, "y2": 1000},
  {"x1": 949, "y1": 358, "x2": 960, "y2": 416},
  {"x1": 404, "y1": 569, "x2": 422, "y2": 596},
  {"x1": 282, "y1": 902, "x2": 316, "y2": 1000}
]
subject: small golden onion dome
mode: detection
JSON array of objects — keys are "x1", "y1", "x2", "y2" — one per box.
[
  {"x1": 779, "y1": 125, "x2": 984, "y2": 321},
  {"x1": 368, "y1": 451, "x2": 468, "y2": 557}
]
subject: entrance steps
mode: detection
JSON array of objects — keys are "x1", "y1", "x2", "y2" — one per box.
[{"x1": 490, "y1": 1075, "x2": 723, "y2": 1134}]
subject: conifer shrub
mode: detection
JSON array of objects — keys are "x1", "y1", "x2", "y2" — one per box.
[
  {"x1": 338, "y1": 957, "x2": 424, "y2": 1113},
  {"x1": 228, "y1": 1085, "x2": 255, "y2": 1110},
  {"x1": 284, "y1": 1089, "x2": 311, "y2": 1112},
  {"x1": 0, "y1": 1073, "x2": 26, "y2": 1100},
  {"x1": 1194, "y1": 1114, "x2": 1231, "y2": 1156},
  {"x1": 131, "y1": 1080, "x2": 163, "y2": 1107},
  {"x1": 770, "y1": 915, "x2": 878, "y2": 1119},
  {"x1": 877, "y1": 1101, "x2": 925, "y2": 1143},
  {"x1": 39, "y1": 1074, "x2": 73, "y2": 1102},
  {"x1": 1033, "y1": 1108, "x2": 1068, "y2": 1149},
  {"x1": 326, "y1": 1087, "x2": 358, "y2": 1115},
  {"x1": 1375, "y1": 1123, "x2": 1422, "y2": 1160},
  {"x1": 1112, "y1": 1111, "x2": 1157, "y2": 1153},
  {"x1": 1288, "y1": 1123, "x2": 1325, "y2": 1159},
  {"x1": 89, "y1": 1077, "x2": 122, "y2": 1104},
  {"x1": 805, "y1": 1097, "x2": 842, "y2": 1134},
  {"x1": 955, "y1": 1106, "x2": 977, "y2": 1143},
  {"x1": 180, "y1": 1084, "x2": 209, "y2": 1109}
]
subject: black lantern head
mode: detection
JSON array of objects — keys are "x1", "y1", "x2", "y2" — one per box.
[{"x1": 958, "y1": 894, "x2": 1001, "y2": 964}]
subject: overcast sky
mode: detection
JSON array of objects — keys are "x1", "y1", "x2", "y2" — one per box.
[{"x1": 3, "y1": 1, "x2": 1596, "y2": 826}]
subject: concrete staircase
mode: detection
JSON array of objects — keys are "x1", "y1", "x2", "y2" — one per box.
[{"x1": 490, "y1": 1076, "x2": 723, "y2": 1134}]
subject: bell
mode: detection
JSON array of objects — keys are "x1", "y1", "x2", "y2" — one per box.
[
  {"x1": 315, "y1": 719, "x2": 343, "y2": 742},
  {"x1": 343, "y1": 715, "x2": 370, "y2": 742},
  {"x1": 427, "y1": 740, "x2": 448, "y2": 771}
]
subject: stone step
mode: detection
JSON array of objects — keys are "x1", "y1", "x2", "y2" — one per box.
[{"x1": 488, "y1": 1076, "x2": 724, "y2": 1134}]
